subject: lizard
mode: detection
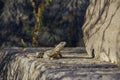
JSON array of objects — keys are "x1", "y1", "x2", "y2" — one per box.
[
  {"x1": 43, "y1": 42, "x2": 66, "y2": 59},
  {"x1": 26, "y1": 42, "x2": 66, "y2": 59}
]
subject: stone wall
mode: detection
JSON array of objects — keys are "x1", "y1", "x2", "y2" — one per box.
[{"x1": 83, "y1": 0, "x2": 120, "y2": 65}]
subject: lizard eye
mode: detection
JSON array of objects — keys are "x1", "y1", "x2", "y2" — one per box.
[{"x1": 61, "y1": 42, "x2": 66, "y2": 45}]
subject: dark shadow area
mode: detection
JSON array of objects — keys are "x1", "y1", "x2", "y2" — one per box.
[
  {"x1": 0, "y1": 1, "x2": 4, "y2": 15},
  {"x1": 40, "y1": 0, "x2": 90, "y2": 47},
  {"x1": 0, "y1": 0, "x2": 90, "y2": 48},
  {"x1": 62, "y1": 56, "x2": 93, "y2": 59}
]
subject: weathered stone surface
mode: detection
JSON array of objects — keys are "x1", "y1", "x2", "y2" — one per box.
[
  {"x1": 83, "y1": 0, "x2": 120, "y2": 65},
  {"x1": 0, "y1": 48, "x2": 120, "y2": 80}
]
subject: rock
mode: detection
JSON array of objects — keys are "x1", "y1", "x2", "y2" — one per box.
[
  {"x1": 82, "y1": 0, "x2": 120, "y2": 65},
  {"x1": 0, "y1": 48, "x2": 120, "y2": 80}
]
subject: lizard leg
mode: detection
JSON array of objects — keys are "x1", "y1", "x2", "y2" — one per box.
[
  {"x1": 53, "y1": 51, "x2": 62, "y2": 59},
  {"x1": 56, "y1": 51, "x2": 62, "y2": 58},
  {"x1": 59, "y1": 54, "x2": 62, "y2": 58}
]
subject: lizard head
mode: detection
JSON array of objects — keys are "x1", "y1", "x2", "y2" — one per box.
[
  {"x1": 54, "y1": 41, "x2": 66, "y2": 51},
  {"x1": 60, "y1": 42, "x2": 66, "y2": 46}
]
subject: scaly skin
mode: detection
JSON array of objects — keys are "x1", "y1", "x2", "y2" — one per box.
[
  {"x1": 43, "y1": 42, "x2": 66, "y2": 59},
  {"x1": 26, "y1": 42, "x2": 66, "y2": 59}
]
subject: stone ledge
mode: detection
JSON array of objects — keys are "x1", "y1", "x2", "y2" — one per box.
[{"x1": 0, "y1": 47, "x2": 120, "y2": 80}]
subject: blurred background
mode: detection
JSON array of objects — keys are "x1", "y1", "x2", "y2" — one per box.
[{"x1": 0, "y1": 0, "x2": 89, "y2": 47}]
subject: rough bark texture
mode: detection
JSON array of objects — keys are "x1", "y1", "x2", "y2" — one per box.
[
  {"x1": 83, "y1": 0, "x2": 120, "y2": 65},
  {"x1": 0, "y1": 48, "x2": 120, "y2": 80}
]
